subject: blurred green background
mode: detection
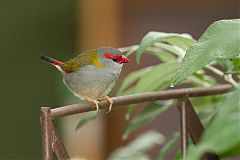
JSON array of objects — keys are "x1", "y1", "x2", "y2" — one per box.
[{"x1": 0, "y1": 0, "x2": 74, "y2": 158}]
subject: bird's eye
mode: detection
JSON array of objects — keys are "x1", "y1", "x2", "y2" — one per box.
[{"x1": 112, "y1": 58, "x2": 117, "y2": 62}]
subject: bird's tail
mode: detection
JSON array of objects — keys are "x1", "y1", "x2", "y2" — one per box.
[{"x1": 40, "y1": 55, "x2": 63, "y2": 66}]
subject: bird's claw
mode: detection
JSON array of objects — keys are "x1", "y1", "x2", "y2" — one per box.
[
  {"x1": 100, "y1": 96, "x2": 113, "y2": 113},
  {"x1": 83, "y1": 96, "x2": 113, "y2": 113},
  {"x1": 82, "y1": 96, "x2": 100, "y2": 112},
  {"x1": 92, "y1": 100, "x2": 100, "y2": 112}
]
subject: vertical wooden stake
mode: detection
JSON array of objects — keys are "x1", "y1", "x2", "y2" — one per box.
[
  {"x1": 40, "y1": 107, "x2": 53, "y2": 160},
  {"x1": 177, "y1": 98, "x2": 188, "y2": 159}
]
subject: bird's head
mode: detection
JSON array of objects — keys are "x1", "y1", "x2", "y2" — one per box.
[{"x1": 97, "y1": 47, "x2": 130, "y2": 65}]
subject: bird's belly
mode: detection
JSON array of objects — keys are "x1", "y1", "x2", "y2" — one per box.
[{"x1": 63, "y1": 65, "x2": 121, "y2": 99}]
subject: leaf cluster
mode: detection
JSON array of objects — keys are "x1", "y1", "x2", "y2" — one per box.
[{"x1": 76, "y1": 19, "x2": 240, "y2": 159}]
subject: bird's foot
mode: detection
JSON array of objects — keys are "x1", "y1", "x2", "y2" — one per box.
[
  {"x1": 82, "y1": 96, "x2": 100, "y2": 112},
  {"x1": 100, "y1": 96, "x2": 113, "y2": 113}
]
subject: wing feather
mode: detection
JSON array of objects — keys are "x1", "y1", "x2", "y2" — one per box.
[{"x1": 61, "y1": 49, "x2": 105, "y2": 72}]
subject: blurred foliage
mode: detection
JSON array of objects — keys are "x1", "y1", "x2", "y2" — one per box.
[
  {"x1": 76, "y1": 19, "x2": 240, "y2": 159},
  {"x1": 117, "y1": 19, "x2": 240, "y2": 160},
  {"x1": 171, "y1": 19, "x2": 240, "y2": 86},
  {"x1": 157, "y1": 132, "x2": 180, "y2": 160},
  {"x1": 122, "y1": 101, "x2": 172, "y2": 140},
  {"x1": 186, "y1": 88, "x2": 240, "y2": 160},
  {"x1": 119, "y1": 62, "x2": 180, "y2": 95},
  {"x1": 135, "y1": 31, "x2": 196, "y2": 63},
  {"x1": 108, "y1": 131, "x2": 165, "y2": 160},
  {"x1": 75, "y1": 111, "x2": 98, "y2": 130}
]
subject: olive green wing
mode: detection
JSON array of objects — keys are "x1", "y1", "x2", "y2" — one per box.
[{"x1": 61, "y1": 49, "x2": 105, "y2": 72}]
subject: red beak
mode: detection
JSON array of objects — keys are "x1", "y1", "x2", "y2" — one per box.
[{"x1": 119, "y1": 55, "x2": 130, "y2": 63}]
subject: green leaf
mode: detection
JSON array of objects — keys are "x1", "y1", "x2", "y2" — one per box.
[
  {"x1": 125, "y1": 45, "x2": 139, "y2": 57},
  {"x1": 125, "y1": 104, "x2": 137, "y2": 120},
  {"x1": 75, "y1": 111, "x2": 98, "y2": 130},
  {"x1": 222, "y1": 58, "x2": 240, "y2": 78},
  {"x1": 186, "y1": 88, "x2": 240, "y2": 160},
  {"x1": 118, "y1": 45, "x2": 139, "y2": 58},
  {"x1": 171, "y1": 19, "x2": 240, "y2": 86},
  {"x1": 161, "y1": 35, "x2": 196, "y2": 51},
  {"x1": 108, "y1": 131, "x2": 165, "y2": 160},
  {"x1": 157, "y1": 132, "x2": 180, "y2": 160},
  {"x1": 121, "y1": 63, "x2": 178, "y2": 95},
  {"x1": 175, "y1": 150, "x2": 182, "y2": 160},
  {"x1": 190, "y1": 95, "x2": 223, "y2": 113},
  {"x1": 146, "y1": 47, "x2": 177, "y2": 62},
  {"x1": 109, "y1": 153, "x2": 149, "y2": 160},
  {"x1": 120, "y1": 61, "x2": 178, "y2": 95},
  {"x1": 136, "y1": 31, "x2": 195, "y2": 63},
  {"x1": 135, "y1": 62, "x2": 179, "y2": 93},
  {"x1": 122, "y1": 102, "x2": 172, "y2": 139},
  {"x1": 220, "y1": 143, "x2": 240, "y2": 157},
  {"x1": 189, "y1": 71, "x2": 217, "y2": 87},
  {"x1": 153, "y1": 43, "x2": 185, "y2": 58},
  {"x1": 233, "y1": 58, "x2": 240, "y2": 71},
  {"x1": 118, "y1": 66, "x2": 153, "y2": 94}
]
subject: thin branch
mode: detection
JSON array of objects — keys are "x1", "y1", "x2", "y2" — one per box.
[
  {"x1": 205, "y1": 65, "x2": 239, "y2": 87},
  {"x1": 224, "y1": 74, "x2": 239, "y2": 88},
  {"x1": 118, "y1": 45, "x2": 139, "y2": 54},
  {"x1": 153, "y1": 42, "x2": 185, "y2": 60},
  {"x1": 205, "y1": 65, "x2": 223, "y2": 76},
  {"x1": 50, "y1": 85, "x2": 232, "y2": 119}
]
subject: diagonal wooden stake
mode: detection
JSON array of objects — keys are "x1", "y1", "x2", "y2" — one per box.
[
  {"x1": 183, "y1": 97, "x2": 204, "y2": 144},
  {"x1": 50, "y1": 123, "x2": 70, "y2": 159},
  {"x1": 41, "y1": 107, "x2": 70, "y2": 160}
]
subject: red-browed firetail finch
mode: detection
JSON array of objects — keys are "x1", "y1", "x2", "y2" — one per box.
[{"x1": 40, "y1": 47, "x2": 129, "y2": 112}]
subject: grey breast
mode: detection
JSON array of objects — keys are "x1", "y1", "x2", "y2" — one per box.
[{"x1": 63, "y1": 61, "x2": 122, "y2": 99}]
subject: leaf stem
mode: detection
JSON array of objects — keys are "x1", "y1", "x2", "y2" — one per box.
[
  {"x1": 118, "y1": 45, "x2": 139, "y2": 57},
  {"x1": 154, "y1": 43, "x2": 185, "y2": 60},
  {"x1": 205, "y1": 65, "x2": 239, "y2": 88}
]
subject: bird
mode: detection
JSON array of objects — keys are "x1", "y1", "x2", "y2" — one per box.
[{"x1": 40, "y1": 47, "x2": 129, "y2": 112}]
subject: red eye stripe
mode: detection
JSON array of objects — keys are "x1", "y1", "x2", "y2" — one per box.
[{"x1": 103, "y1": 52, "x2": 115, "y2": 59}]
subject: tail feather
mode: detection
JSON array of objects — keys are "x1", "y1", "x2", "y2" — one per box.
[{"x1": 40, "y1": 55, "x2": 63, "y2": 66}]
